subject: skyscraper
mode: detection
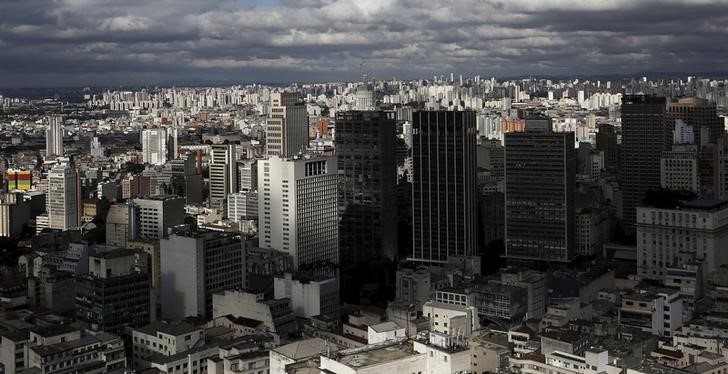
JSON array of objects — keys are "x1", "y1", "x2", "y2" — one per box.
[
  {"x1": 209, "y1": 144, "x2": 238, "y2": 209},
  {"x1": 409, "y1": 111, "x2": 477, "y2": 264},
  {"x1": 336, "y1": 110, "x2": 398, "y2": 264},
  {"x1": 258, "y1": 156, "x2": 339, "y2": 272},
  {"x1": 47, "y1": 163, "x2": 80, "y2": 230},
  {"x1": 141, "y1": 128, "x2": 168, "y2": 165},
  {"x1": 504, "y1": 119, "x2": 576, "y2": 263},
  {"x1": 265, "y1": 92, "x2": 308, "y2": 157},
  {"x1": 595, "y1": 123, "x2": 618, "y2": 174},
  {"x1": 45, "y1": 116, "x2": 64, "y2": 158},
  {"x1": 621, "y1": 95, "x2": 667, "y2": 233}
]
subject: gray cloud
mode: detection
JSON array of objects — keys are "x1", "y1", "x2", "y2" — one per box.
[{"x1": 1, "y1": 0, "x2": 727, "y2": 87}]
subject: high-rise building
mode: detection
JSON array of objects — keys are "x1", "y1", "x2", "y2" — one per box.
[
  {"x1": 265, "y1": 92, "x2": 308, "y2": 157},
  {"x1": 667, "y1": 97, "x2": 724, "y2": 146},
  {"x1": 621, "y1": 95, "x2": 667, "y2": 233},
  {"x1": 409, "y1": 111, "x2": 477, "y2": 264},
  {"x1": 141, "y1": 128, "x2": 168, "y2": 165},
  {"x1": 75, "y1": 248, "x2": 150, "y2": 334},
  {"x1": 336, "y1": 110, "x2": 398, "y2": 264},
  {"x1": 160, "y1": 227, "x2": 244, "y2": 320},
  {"x1": 209, "y1": 144, "x2": 238, "y2": 209},
  {"x1": 132, "y1": 195, "x2": 185, "y2": 240},
  {"x1": 504, "y1": 119, "x2": 575, "y2": 263},
  {"x1": 45, "y1": 116, "x2": 64, "y2": 158},
  {"x1": 47, "y1": 164, "x2": 81, "y2": 230},
  {"x1": 237, "y1": 159, "x2": 257, "y2": 192},
  {"x1": 596, "y1": 123, "x2": 619, "y2": 175},
  {"x1": 258, "y1": 156, "x2": 338, "y2": 272}
]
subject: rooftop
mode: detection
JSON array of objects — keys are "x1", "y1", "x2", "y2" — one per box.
[
  {"x1": 369, "y1": 321, "x2": 401, "y2": 333},
  {"x1": 273, "y1": 337, "x2": 339, "y2": 360},
  {"x1": 336, "y1": 342, "x2": 417, "y2": 368},
  {"x1": 135, "y1": 321, "x2": 200, "y2": 337}
]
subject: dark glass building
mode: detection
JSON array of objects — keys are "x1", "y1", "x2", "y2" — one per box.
[
  {"x1": 621, "y1": 95, "x2": 667, "y2": 233},
  {"x1": 410, "y1": 110, "x2": 477, "y2": 264},
  {"x1": 336, "y1": 110, "x2": 398, "y2": 264}
]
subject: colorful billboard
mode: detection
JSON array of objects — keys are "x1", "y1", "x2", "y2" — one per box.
[{"x1": 6, "y1": 170, "x2": 31, "y2": 190}]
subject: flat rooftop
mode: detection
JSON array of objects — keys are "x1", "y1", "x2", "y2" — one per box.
[{"x1": 337, "y1": 343, "x2": 418, "y2": 368}]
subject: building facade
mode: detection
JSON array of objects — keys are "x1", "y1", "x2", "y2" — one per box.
[
  {"x1": 336, "y1": 110, "x2": 398, "y2": 264},
  {"x1": 410, "y1": 110, "x2": 478, "y2": 264},
  {"x1": 504, "y1": 119, "x2": 576, "y2": 263},
  {"x1": 258, "y1": 156, "x2": 339, "y2": 273}
]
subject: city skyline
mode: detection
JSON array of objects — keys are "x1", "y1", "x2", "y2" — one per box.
[{"x1": 2, "y1": 0, "x2": 728, "y2": 87}]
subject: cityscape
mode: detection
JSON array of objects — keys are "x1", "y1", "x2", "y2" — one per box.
[{"x1": 3, "y1": 1, "x2": 728, "y2": 374}]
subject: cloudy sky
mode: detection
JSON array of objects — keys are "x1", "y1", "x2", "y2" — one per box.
[{"x1": 1, "y1": 0, "x2": 727, "y2": 87}]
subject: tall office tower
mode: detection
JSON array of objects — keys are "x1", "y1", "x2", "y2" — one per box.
[
  {"x1": 336, "y1": 111, "x2": 398, "y2": 264},
  {"x1": 45, "y1": 116, "x2": 64, "y2": 158},
  {"x1": 265, "y1": 92, "x2": 308, "y2": 157},
  {"x1": 160, "y1": 227, "x2": 244, "y2": 320},
  {"x1": 667, "y1": 97, "x2": 724, "y2": 146},
  {"x1": 621, "y1": 95, "x2": 667, "y2": 233},
  {"x1": 75, "y1": 248, "x2": 150, "y2": 334},
  {"x1": 132, "y1": 195, "x2": 185, "y2": 240},
  {"x1": 504, "y1": 119, "x2": 576, "y2": 263},
  {"x1": 258, "y1": 156, "x2": 339, "y2": 272},
  {"x1": 237, "y1": 159, "x2": 257, "y2": 192},
  {"x1": 167, "y1": 125, "x2": 179, "y2": 161},
  {"x1": 409, "y1": 111, "x2": 477, "y2": 264},
  {"x1": 47, "y1": 164, "x2": 81, "y2": 230},
  {"x1": 141, "y1": 128, "x2": 168, "y2": 165},
  {"x1": 209, "y1": 144, "x2": 238, "y2": 209}
]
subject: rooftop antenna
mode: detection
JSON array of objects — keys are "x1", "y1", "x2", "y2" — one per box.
[{"x1": 360, "y1": 61, "x2": 367, "y2": 84}]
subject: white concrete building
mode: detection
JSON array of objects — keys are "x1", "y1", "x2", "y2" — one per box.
[
  {"x1": 212, "y1": 290, "x2": 296, "y2": 334},
  {"x1": 45, "y1": 116, "x2": 63, "y2": 158},
  {"x1": 510, "y1": 349, "x2": 622, "y2": 374},
  {"x1": 422, "y1": 301, "x2": 480, "y2": 338},
  {"x1": 47, "y1": 163, "x2": 80, "y2": 230},
  {"x1": 367, "y1": 322, "x2": 405, "y2": 344},
  {"x1": 258, "y1": 156, "x2": 338, "y2": 272},
  {"x1": 636, "y1": 200, "x2": 728, "y2": 281},
  {"x1": 618, "y1": 288, "x2": 683, "y2": 337},
  {"x1": 273, "y1": 273, "x2": 339, "y2": 319},
  {"x1": 209, "y1": 144, "x2": 238, "y2": 209},
  {"x1": 142, "y1": 128, "x2": 168, "y2": 165},
  {"x1": 131, "y1": 321, "x2": 204, "y2": 370},
  {"x1": 227, "y1": 191, "x2": 258, "y2": 222}
]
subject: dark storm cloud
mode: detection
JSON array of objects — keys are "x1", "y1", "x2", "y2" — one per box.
[{"x1": 1, "y1": 0, "x2": 727, "y2": 87}]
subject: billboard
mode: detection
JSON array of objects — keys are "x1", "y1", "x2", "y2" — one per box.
[{"x1": 6, "y1": 170, "x2": 31, "y2": 190}]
